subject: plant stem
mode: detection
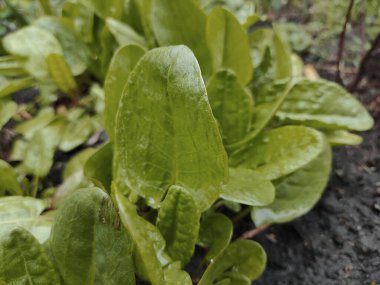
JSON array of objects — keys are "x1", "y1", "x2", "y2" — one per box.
[
  {"x1": 31, "y1": 176, "x2": 39, "y2": 197},
  {"x1": 232, "y1": 206, "x2": 252, "y2": 224}
]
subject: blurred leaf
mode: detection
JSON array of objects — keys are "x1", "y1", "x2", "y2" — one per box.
[
  {"x1": 0, "y1": 159, "x2": 22, "y2": 196},
  {"x1": 59, "y1": 116, "x2": 94, "y2": 152},
  {"x1": 206, "y1": 7, "x2": 253, "y2": 85},
  {"x1": 0, "y1": 196, "x2": 52, "y2": 243},
  {"x1": 0, "y1": 99, "x2": 17, "y2": 129},
  {"x1": 0, "y1": 76, "x2": 34, "y2": 98},
  {"x1": 46, "y1": 53, "x2": 77, "y2": 94},
  {"x1": 252, "y1": 139, "x2": 332, "y2": 225},
  {"x1": 106, "y1": 18, "x2": 148, "y2": 48},
  {"x1": 14, "y1": 107, "x2": 55, "y2": 139},
  {"x1": 0, "y1": 55, "x2": 27, "y2": 76},
  {"x1": 104, "y1": 44, "x2": 145, "y2": 140},
  {"x1": 81, "y1": 0, "x2": 124, "y2": 20},
  {"x1": 163, "y1": 262, "x2": 192, "y2": 285},
  {"x1": 63, "y1": 148, "x2": 96, "y2": 179},
  {"x1": 221, "y1": 168, "x2": 274, "y2": 206},
  {"x1": 324, "y1": 129, "x2": 363, "y2": 146},
  {"x1": 273, "y1": 30, "x2": 292, "y2": 79}
]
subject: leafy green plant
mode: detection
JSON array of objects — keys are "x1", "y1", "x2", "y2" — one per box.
[{"x1": 0, "y1": 0, "x2": 373, "y2": 284}]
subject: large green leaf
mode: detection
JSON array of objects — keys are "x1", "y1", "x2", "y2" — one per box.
[
  {"x1": 151, "y1": 0, "x2": 212, "y2": 74},
  {"x1": 277, "y1": 79, "x2": 374, "y2": 131},
  {"x1": 50, "y1": 187, "x2": 135, "y2": 285},
  {"x1": 104, "y1": 44, "x2": 145, "y2": 140},
  {"x1": 252, "y1": 139, "x2": 332, "y2": 225},
  {"x1": 198, "y1": 213, "x2": 232, "y2": 261},
  {"x1": 0, "y1": 227, "x2": 60, "y2": 285},
  {"x1": 0, "y1": 160, "x2": 22, "y2": 196},
  {"x1": 221, "y1": 168, "x2": 275, "y2": 206},
  {"x1": 156, "y1": 185, "x2": 200, "y2": 266},
  {"x1": 206, "y1": 69, "x2": 253, "y2": 146},
  {"x1": 206, "y1": 7, "x2": 252, "y2": 85},
  {"x1": 106, "y1": 18, "x2": 148, "y2": 48},
  {"x1": 2, "y1": 26, "x2": 63, "y2": 80},
  {"x1": 230, "y1": 126, "x2": 325, "y2": 180},
  {"x1": 0, "y1": 197, "x2": 52, "y2": 243},
  {"x1": 199, "y1": 240, "x2": 267, "y2": 284},
  {"x1": 115, "y1": 187, "x2": 166, "y2": 285},
  {"x1": 114, "y1": 46, "x2": 228, "y2": 211}
]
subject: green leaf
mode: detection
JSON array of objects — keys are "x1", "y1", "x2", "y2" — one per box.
[
  {"x1": 199, "y1": 240, "x2": 267, "y2": 284},
  {"x1": 0, "y1": 76, "x2": 34, "y2": 98},
  {"x1": 46, "y1": 53, "x2": 77, "y2": 94},
  {"x1": 206, "y1": 7, "x2": 253, "y2": 85},
  {"x1": 3, "y1": 26, "x2": 63, "y2": 80},
  {"x1": 104, "y1": 44, "x2": 145, "y2": 140},
  {"x1": 0, "y1": 227, "x2": 60, "y2": 285},
  {"x1": 164, "y1": 261, "x2": 192, "y2": 285},
  {"x1": 84, "y1": 142, "x2": 113, "y2": 191},
  {"x1": 151, "y1": 0, "x2": 212, "y2": 74},
  {"x1": 0, "y1": 159, "x2": 22, "y2": 196},
  {"x1": 230, "y1": 126, "x2": 325, "y2": 180},
  {"x1": 277, "y1": 79, "x2": 374, "y2": 131},
  {"x1": 63, "y1": 148, "x2": 96, "y2": 179},
  {"x1": 206, "y1": 69, "x2": 253, "y2": 146},
  {"x1": 0, "y1": 55, "x2": 27, "y2": 76},
  {"x1": 0, "y1": 196, "x2": 52, "y2": 243},
  {"x1": 324, "y1": 129, "x2": 363, "y2": 146},
  {"x1": 14, "y1": 107, "x2": 55, "y2": 139},
  {"x1": 59, "y1": 116, "x2": 94, "y2": 152},
  {"x1": 221, "y1": 168, "x2": 275, "y2": 206},
  {"x1": 114, "y1": 46, "x2": 228, "y2": 211},
  {"x1": 198, "y1": 213, "x2": 232, "y2": 261},
  {"x1": 0, "y1": 99, "x2": 17, "y2": 129},
  {"x1": 50, "y1": 187, "x2": 135, "y2": 285},
  {"x1": 106, "y1": 18, "x2": 148, "y2": 48},
  {"x1": 115, "y1": 187, "x2": 166, "y2": 285},
  {"x1": 252, "y1": 138, "x2": 332, "y2": 225},
  {"x1": 217, "y1": 272, "x2": 251, "y2": 285},
  {"x1": 273, "y1": 29, "x2": 292, "y2": 79},
  {"x1": 156, "y1": 185, "x2": 200, "y2": 266},
  {"x1": 82, "y1": 0, "x2": 124, "y2": 19}
]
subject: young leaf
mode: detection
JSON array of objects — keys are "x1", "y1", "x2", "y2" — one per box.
[
  {"x1": 230, "y1": 126, "x2": 325, "y2": 180},
  {"x1": 277, "y1": 79, "x2": 374, "y2": 131},
  {"x1": 0, "y1": 196, "x2": 52, "y2": 243},
  {"x1": 0, "y1": 159, "x2": 22, "y2": 196},
  {"x1": 58, "y1": 116, "x2": 93, "y2": 152},
  {"x1": 2, "y1": 26, "x2": 63, "y2": 80},
  {"x1": 0, "y1": 99, "x2": 17, "y2": 130},
  {"x1": 0, "y1": 77, "x2": 34, "y2": 98},
  {"x1": 0, "y1": 55, "x2": 27, "y2": 76},
  {"x1": 324, "y1": 129, "x2": 363, "y2": 146},
  {"x1": 273, "y1": 30, "x2": 293, "y2": 79},
  {"x1": 221, "y1": 168, "x2": 275, "y2": 206},
  {"x1": 115, "y1": 187, "x2": 166, "y2": 285},
  {"x1": 164, "y1": 261, "x2": 192, "y2": 285},
  {"x1": 106, "y1": 18, "x2": 148, "y2": 48},
  {"x1": 84, "y1": 142, "x2": 113, "y2": 191},
  {"x1": 63, "y1": 148, "x2": 96, "y2": 179},
  {"x1": 151, "y1": 0, "x2": 212, "y2": 74},
  {"x1": 156, "y1": 185, "x2": 200, "y2": 266},
  {"x1": 198, "y1": 213, "x2": 233, "y2": 261},
  {"x1": 252, "y1": 138, "x2": 332, "y2": 225},
  {"x1": 14, "y1": 107, "x2": 55, "y2": 139},
  {"x1": 0, "y1": 227, "x2": 60, "y2": 285},
  {"x1": 114, "y1": 46, "x2": 228, "y2": 211},
  {"x1": 206, "y1": 69, "x2": 254, "y2": 146},
  {"x1": 104, "y1": 44, "x2": 145, "y2": 140},
  {"x1": 199, "y1": 240, "x2": 267, "y2": 284},
  {"x1": 206, "y1": 7, "x2": 253, "y2": 85},
  {"x1": 82, "y1": 0, "x2": 124, "y2": 19},
  {"x1": 50, "y1": 187, "x2": 135, "y2": 285},
  {"x1": 46, "y1": 53, "x2": 77, "y2": 94}
]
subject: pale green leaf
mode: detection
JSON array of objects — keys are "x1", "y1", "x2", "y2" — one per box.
[
  {"x1": 230, "y1": 126, "x2": 325, "y2": 180},
  {"x1": 115, "y1": 187, "x2": 166, "y2": 285},
  {"x1": 273, "y1": 30, "x2": 292, "y2": 79},
  {"x1": 14, "y1": 107, "x2": 55, "y2": 139},
  {"x1": 156, "y1": 185, "x2": 200, "y2": 266},
  {"x1": 221, "y1": 168, "x2": 275, "y2": 206},
  {"x1": 206, "y1": 7, "x2": 253, "y2": 85},
  {"x1": 114, "y1": 46, "x2": 228, "y2": 211},
  {"x1": 0, "y1": 228, "x2": 60, "y2": 285},
  {"x1": 82, "y1": 0, "x2": 124, "y2": 19},
  {"x1": 0, "y1": 99, "x2": 17, "y2": 129},
  {"x1": 50, "y1": 187, "x2": 135, "y2": 285},
  {"x1": 198, "y1": 213, "x2": 232, "y2": 261},
  {"x1": 106, "y1": 18, "x2": 148, "y2": 48},
  {"x1": 252, "y1": 139, "x2": 332, "y2": 225},
  {"x1": 151, "y1": 0, "x2": 212, "y2": 74},
  {"x1": 0, "y1": 160, "x2": 22, "y2": 196},
  {"x1": 0, "y1": 196, "x2": 52, "y2": 243},
  {"x1": 0, "y1": 77, "x2": 34, "y2": 98},
  {"x1": 277, "y1": 79, "x2": 374, "y2": 131},
  {"x1": 324, "y1": 129, "x2": 363, "y2": 146},
  {"x1": 199, "y1": 240, "x2": 266, "y2": 284},
  {"x1": 206, "y1": 69, "x2": 253, "y2": 146},
  {"x1": 104, "y1": 44, "x2": 145, "y2": 140},
  {"x1": 63, "y1": 148, "x2": 96, "y2": 179},
  {"x1": 46, "y1": 53, "x2": 77, "y2": 94},
  {"x1": 164, "y1": 262, "x2": 192, "y2": 285},
  {"x1": 0, "y1": 55, "x2": 27, "y2": 76},
  {"x1": 59, "y1": 116, "x2": 93, "y2": 152}
]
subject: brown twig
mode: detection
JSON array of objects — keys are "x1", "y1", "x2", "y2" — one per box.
[
  {"x1": 335, "y1": 0, "x2": 355, "y2": 84},
  {"x1": 349, "y1": 32, "x2": 380, "y2": 92},
  {"x1": 241, "y1": 224, "x2": 271, "y2": 239}
]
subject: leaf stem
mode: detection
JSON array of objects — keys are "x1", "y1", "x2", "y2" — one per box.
[
  {"x1": 232, "y1": 206, "x2": 252, "y2": 224},
  {"x1": 31, "y1": 176, "x2": 40, "y2": 197}
]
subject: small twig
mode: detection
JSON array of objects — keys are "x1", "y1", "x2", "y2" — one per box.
[
  {"x1": 335, "y1": 0, "x2": 355, "y2": 84},
  {"x1": 241, "y1": 224, "x2": 271, "y2": 239},
  {"x1": 349, "y1": 32, "x2": 380, "y2": 92}
]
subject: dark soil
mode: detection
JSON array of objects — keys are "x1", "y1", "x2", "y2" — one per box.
[{"x1": 252, "y1": 83, "x2": 380, "y2": 284}]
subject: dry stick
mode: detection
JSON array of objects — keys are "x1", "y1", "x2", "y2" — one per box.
[
  {"x1": 335, "y1": 0, "x2": 355, "y2": 84},
  {"x1": 349, "y1": 32, "x2": 380, "y2": 92},
  {"x1": 241, "y1": 224, "x2": 271, "y2": 240}
]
